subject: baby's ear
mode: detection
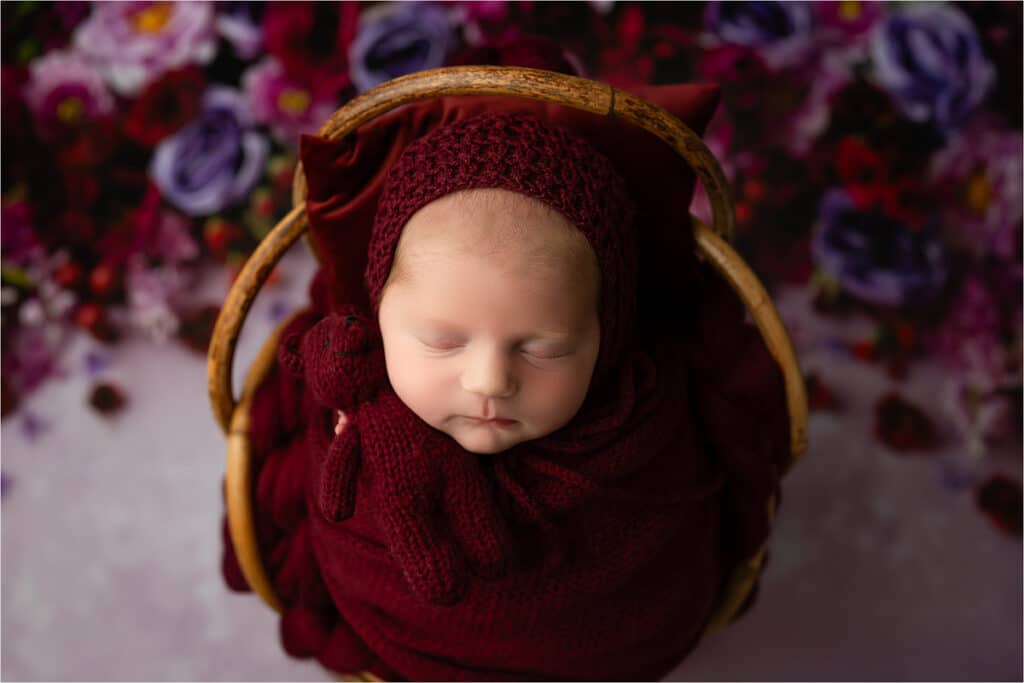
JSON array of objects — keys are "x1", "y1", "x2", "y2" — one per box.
[{"x1": 278, "y1": 330, "x2": 305, "y2": 377}]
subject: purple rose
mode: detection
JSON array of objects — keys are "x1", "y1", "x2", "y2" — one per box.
[
  {"x1": 72, "y1": 1, "x2": 217, "y2": 96},
  {"x1": 870, "y1": 4, "x2": 995, "y2": 130},
  {"x1": 150, "y1": 87, "x2": 268, "y2": 217},
  {"x1": 349, "y1": 3, "x2": 456, "y2": 93},
  {"x1": 704, "y1": 1, "x2": 815, "y2": 67},
  {"x1": 812, "y1": 189, "x2": 947, "y2": 308}
]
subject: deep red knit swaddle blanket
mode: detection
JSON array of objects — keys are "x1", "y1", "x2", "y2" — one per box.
[
  {"x1": 221, "y1": 77, "x2": 790, "y2": 681},
  {"x1": 225, "y1": 264, "x2": 789, "y2": 681}
]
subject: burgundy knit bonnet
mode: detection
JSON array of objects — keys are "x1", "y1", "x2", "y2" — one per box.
[{"x1": 365, "y1": 112, "x2": 637, "y2": 387}]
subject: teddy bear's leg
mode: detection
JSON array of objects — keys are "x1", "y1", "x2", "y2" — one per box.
[{"x1": 319, "y1": 427, "x2": 362, "y2": 522}]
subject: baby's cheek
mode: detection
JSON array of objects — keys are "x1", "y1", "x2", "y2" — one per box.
[
  {"x1": 531, "y1": 364, "x2": 592, "y2": 425},
  {"x1": 385, "y1": 348, "x2": 449, "y2": 428}
]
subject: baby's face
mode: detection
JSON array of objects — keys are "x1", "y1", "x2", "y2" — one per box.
[{"x1": 377, "y1": 189, "x2": 600, "y2": 454}]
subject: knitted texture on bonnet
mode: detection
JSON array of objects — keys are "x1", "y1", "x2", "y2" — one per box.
[{"x1": 365, "y1": 112, "x2": 636, "y2": 388}]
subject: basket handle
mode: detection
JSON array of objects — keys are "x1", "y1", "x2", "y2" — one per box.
[
  {"x1": 693, "y1": 220, "x2": 808, "y2": 469},
  {"x1": 208, "y1": 65, "x2": 737, "y2": 433}
]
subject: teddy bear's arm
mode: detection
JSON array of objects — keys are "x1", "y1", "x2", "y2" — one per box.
[{"x1": 437, "y1": 441, "x2": 511, "y2": 580}]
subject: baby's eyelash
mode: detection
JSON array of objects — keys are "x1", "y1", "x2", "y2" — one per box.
[
  {"x1": 420, "y1": 338, "x2": 464, "y2": 351},
  {"x1": 521, "y1": 347, "x2": 570, "y2": 360}
]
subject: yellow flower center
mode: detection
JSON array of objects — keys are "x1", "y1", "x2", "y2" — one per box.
[
  {"x1": 277, "y1": 88, "x2": 311, "y2": 117},
  {"x1": 56, "y1": 97, "x2": 84, "y2": 124},
  {"x1": 838, "y1": 1, "x2": 861, "y2": 21},
  {"x1": 965, "y1": 169, "x2": 992, "y2": 215},
  {"x1": 132, "y1": 3, "x2": 173, "y2": 34}
]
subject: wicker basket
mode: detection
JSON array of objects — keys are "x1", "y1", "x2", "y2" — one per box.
[{"x1": 207, "y1": 66, "x2": 809, "y2": 679}]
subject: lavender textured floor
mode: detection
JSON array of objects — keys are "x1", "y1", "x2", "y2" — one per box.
[{"x1": 2, "y1": 248, "x2": 1020, "y2": 681}]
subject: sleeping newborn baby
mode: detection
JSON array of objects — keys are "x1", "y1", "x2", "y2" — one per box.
[
  {"x1": 377, "y1": 185, "x2": 601, "y2": 455},
  {"x1": 278, "y1": 112, "x2": 780, "y2": 680}
]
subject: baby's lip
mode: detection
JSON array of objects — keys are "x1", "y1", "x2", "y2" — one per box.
[{"x1": 466, "y1": 416, "x2": 517, "y2": 426}]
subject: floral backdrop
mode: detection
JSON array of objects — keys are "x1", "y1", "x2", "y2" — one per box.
[{"x1": 1, "y1": 1, "x2": 1020, "y2": 535}]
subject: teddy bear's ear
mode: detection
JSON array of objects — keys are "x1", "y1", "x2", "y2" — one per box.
[{"x1": 278, "y1": 330, "x2": 305, "y2": 377}]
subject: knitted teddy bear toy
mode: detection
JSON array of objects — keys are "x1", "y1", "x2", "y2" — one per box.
[{"x1": 280, "y1": 306, "x2": 511, "y2": 606}]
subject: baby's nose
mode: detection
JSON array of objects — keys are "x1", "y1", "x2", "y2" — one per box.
[{"x1": 460, "y1": 350, "x2": 516, "y2": 399}]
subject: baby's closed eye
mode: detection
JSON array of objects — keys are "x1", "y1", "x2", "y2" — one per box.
[
  {"x1": 519, "y1": 342, "x2": 571, "y2": 360},
  {"x1": 417, "y1": 335, "x2": 466, "y2": 352}
]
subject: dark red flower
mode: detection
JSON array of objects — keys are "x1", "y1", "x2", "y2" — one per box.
[
  {"x1": 834, "y1": 136, "x2": 930, "y2": 230},
  {"x1": 124, "y1": 67, "x2": 206, "y2": 147},
  {"x1": 263, "y1": 2, "x2": 359, "y2": 90},
  {"x1": 874, "y1": 392, "x2": 940, "y2": 452},
  {"x1": 835, "y1": 136, "x2": 888, "y2": 208},
  {"x1": 593, "y1": 5, "x2": 697, "y2": 88},
  {"x1": 93, "y1": 184, "x2": 177, "y2": 269},
  {"x1": 62, "y1": 171, "x2": 102, "y2": 209},
  {"x1": 975, "y1": 475, "x2": 1022, "y2": 537},
  {"x1": 730, "y1": 150, "x2": 819, "y2": 286},
  {"x1": 876, "y1": 177, "x2": 930, "y2": 230},
  {"x1": 54, "y1": 116, "x2": 120, "y2": 170},
  {"x1": 92, "y1": 223, "x2": 134, "y2": 271},
  {"x1": 55, "y1": 210, "x2": 98, "y2": 246},
  {"x1": 824, "y1": 80, "x2": 943, "y2": 179},
  {"x1": 88, "y1": 382, "x2": 127, "y2": 416}
]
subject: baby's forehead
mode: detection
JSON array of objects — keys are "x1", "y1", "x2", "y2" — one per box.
[{"x1": 396, "y1": 188, "x2": 586, "y2": 259}]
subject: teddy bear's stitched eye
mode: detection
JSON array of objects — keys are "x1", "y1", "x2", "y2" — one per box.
[
  {"x1": 322, "y1": 336, "x2": 331, "y2": 349},
  {"x1": 343, "y1": 315, "x2": 359, "y2": 327}
]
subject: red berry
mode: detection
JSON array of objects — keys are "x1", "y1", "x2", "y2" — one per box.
[
  {"x1": 204, "y1": 219, "x2": 239, "y2": 257},
  {"x1": 89, "y1": 264, "x2": 118, "y2": 297},
  {"x1": 850, "y1": 339, "x2": 874, "y2": 362},
  {"x1": 53, "y1": 261, "x2": 82, "y2": 289},
  {"x1": 743, "y1": 178, "x2": 766, "y2": 201},
  {"x1": 75, "y1": 302, "x2": 102, "y2": 329},
  {"x1": 735, "y1": 201, "x2": 752, "y2": 224},
  {"x1": 254, "y1": 194, "x2": 275, "y2": 219},
  {"x1": 74, "y1": 303, "x2": 117, "y2": 342}
]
